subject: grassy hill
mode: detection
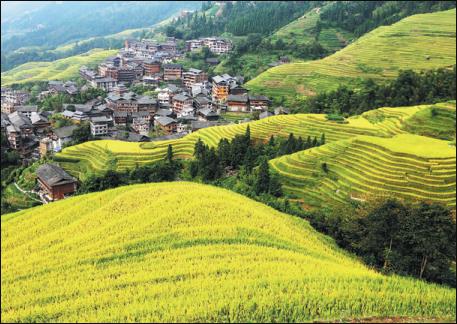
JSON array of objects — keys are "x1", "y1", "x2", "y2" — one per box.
[
  {"x1": 1, "y1": 48, "x2": 117, "y2": 86},
  {"x1": 55, "y1": 103, "x2": 454, "y2": 179},
  {"x1": 2, "y1": 182, "x2": 455, "y2": 322},
  {"x1": 270, "y1": 134, "x2": 456, "y2": 209},
  {"x1": 269, "y1": 6, "x2": 353, "y2": 52},
  {"x1": 246, "y1": 9, "x2": 456, "y2": 105}
]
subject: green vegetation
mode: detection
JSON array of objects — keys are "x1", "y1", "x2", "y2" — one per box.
[
  {"x1": 2, "y1": 182, "x2": 456, "y2": 322},
  {"x1": 55, "y1": 103, "x2": 451, "y2": 178},
  {"x1": 246, "y1": 9, "x2": 457, "y2": 105},
  {"x1": 310, "y1": 198, "x2": 456, "y2": 286},
  {"x1": 1, "y1": 49, "x2": 117, "y2": 86},
  {"x1": 270, "y1": 134, "x2": 456, "y2": 209}
]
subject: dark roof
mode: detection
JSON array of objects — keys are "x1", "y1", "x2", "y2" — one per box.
[
  {"x1": 16, "y1": 105, "x2": 38, "y2": 113},
  {"x1": 54, "y1": 125, "x2": 78, "y2": 139},
  {"x1": 156, "y1": 109, "x2": 174, "y2": 117},
  {"x1": 36, "y1": 163, "x2": 76, "y2": 187},
  {"x1": 115, "y1": 132, "x2": 150, "y2": 142},
  {"x1": 198, "y1": 108, "x2": 219, "y2": 117},
  {"x1": 163, "y1": 63, "x2": 182, "y2": 69},
  {"x1": 90, "y1": 116, "x2": 112, "y2": 123},
  {"x1": 173, "y1": 93, "x2": 190, "y2": 102},
  {"x1": 114, "y1": 111, "x2": 128, "y2": 118},
  {"x1": 8, "y1": 111, "x2": 32, "y2": 128},
  {"x1": 30, "y1": 112, "x2": 49, "y2": 124},
  {"x1": 156, "y1": 116, "x2": 177, "y2": 126},
  {"x1": 191, "y1": 121, "x2": 219, "y2": 130},
  {"x1": 227, "y1": 94, "x2": 248, "y2": 103}
]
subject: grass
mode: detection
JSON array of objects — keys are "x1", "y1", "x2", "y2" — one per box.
[
  {"x1": 55, "y1": 103, "x2": 450, "y2": 178},
  {"x1": 1, "y1": 48, "x2": 118, "y2": 86},
  {"x1": 246, "y1": 9, "x2": 456, "y2": 105},
  {"x1": 2, "y1": 182, "x2": 455, "y2": 322},
  {"x1": 270, "y1": 134, "x2": 456, "y2": 209},
  {"x1": 269, "y1": 6, "x2": 353, "y2": 51}
]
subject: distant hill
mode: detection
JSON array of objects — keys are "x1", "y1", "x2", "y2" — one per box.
[
  {"x1": 0, "y1": 48, "x2": 117, "y2": 86},
  {"x1": 245, "y1": 9, "x2": 456, "y2": 105},
  {"x1": 2, "y1": 182, "x2": 455, "y2": 322}
]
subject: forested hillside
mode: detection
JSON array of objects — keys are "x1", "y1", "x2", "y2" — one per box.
[{"x1": 1, "y1": 1, "x2": 199, "y2": 71}]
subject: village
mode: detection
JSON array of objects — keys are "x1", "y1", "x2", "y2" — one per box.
[{"x1": 1, "y1": 35, "x2": 288, "y2": 203}]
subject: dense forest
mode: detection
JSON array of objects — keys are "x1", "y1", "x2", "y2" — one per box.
[
  {"x1": 164, "y1": 1, "x2": 318, "y2": 39},
  {"x1": 303, "y1": 67, "x2": 457, "y2": 115},
  {"x1": 320, "y1": 1, "x2": 456, "y2": 37}
]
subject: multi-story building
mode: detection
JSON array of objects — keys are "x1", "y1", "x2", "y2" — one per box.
[
  {"x1": 183, "y1": 68, "x2": 208, "y2": 89},
  {"x1": 172, "y1": 93, "x2": 193, "y2": 116},
  {"x1": 212, "y1": 74, "x2": 237, "y2": 103},
  {"x1": 1, "y1": 89, "x2": 30, "y2": 114},
  {"x1": 143, "y1": 59, "x2": 161, "y2": 76},
  {"x1": 90, "y1": 116, "x2": 112, "y2": 136},
  {"x1": 227, "y1": 94, "x2": 249, "y2": 112},
  {"x1": 248, "y1": 94, "x2": 271, "y2": 111},
  {"x1": 155, "y1": 116, "x2": 177, "y2": 135},
  {"x1": 36, "y1": 163, "x2": 78, "y2": 201},
  {"x1": 163, "y1": 63, "x2": 183, "y2": 81},
  {"x1": 186, "y1": 37, "x2": 232, "y2": 55},
  {"x1": 90, "y1": 77, "x2": 118, "y2": 92}
]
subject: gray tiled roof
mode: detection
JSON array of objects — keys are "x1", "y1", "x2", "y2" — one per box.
[
  {"x1": 227, "y1": 94, "x2": 248, "y2": 103},
  {"x1": 36, "y1": 163, "x2": 76, "y2": 187},
  {"x1": 156, "y1": 116, "x2": 176, "y2": 126},
  {"x1": 54, "y1": 125, "x2": 78, "y2": 138}
]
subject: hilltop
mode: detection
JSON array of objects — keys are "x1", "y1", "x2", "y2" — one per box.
[
  {"x1": 2, "y1": 182, "x2": 455, "y2": 322},
  {"x1": 271, "y1": 134, "x2": 456, "y2": 209},
  {"x1": 0, "y1": 48, "x2": 117, "y2": 86},
  {"x1": 246, "y1": 9, "x2": 456, "y2": 105}
]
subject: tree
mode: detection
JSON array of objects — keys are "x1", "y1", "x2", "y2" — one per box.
[
  {"x1": 321, "y1": 133, "x2": 326, "y2": 145},
  {"x1": 254, "y1": 157, "x2": 270, "y2": 195},
  {"x1": 166, "y1": 144, "x2": 173, "y2": 163}
]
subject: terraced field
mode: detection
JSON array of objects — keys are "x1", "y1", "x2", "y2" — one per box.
[
  {"x1": 270, "y1": 134, "x2": 456, "y2": 209},
  {"x1": 1, "y1": 49, "x2": 117, "y2": 86},
  {"x1": 269, "y1": 6, "x2": 353, "y2": 51},
  {"x1": 2, "y1": 182, "x2": 456, "y2": 322},
  {"x1": 56, "y1": 104, "x2": 432, "y2": 177},
  {"x1": 55, "y1": 103, "x2": 455, "y2": 178},
  {"x1": 246, "y1": 9, "x2": 456, "y2": 104}
]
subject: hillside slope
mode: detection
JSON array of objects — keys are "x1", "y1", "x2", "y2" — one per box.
[
  {"x1": 2, "y1": 182, "x2": 455, "y2": 322},
  {"x1": 270, "y1": 134, "x2": 456, "y2": 209},
  {"x1": 1, "y1": 48, "x2": 117, "y2": 86},
  {"x1": 246, "y1": 9, "x2": 456, "y2": 105},
  {"x1": 55, "y1": 103, "x2": 453, "y2": 178}
]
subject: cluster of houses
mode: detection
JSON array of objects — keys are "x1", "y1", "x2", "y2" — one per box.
[{"x1": 185, "y1": 37, "x2": 232, "y2": 54}]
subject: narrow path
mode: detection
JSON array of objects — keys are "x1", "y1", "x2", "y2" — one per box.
[{"x1": 14, "y1": 182, "x2": 44, "y2": 204}]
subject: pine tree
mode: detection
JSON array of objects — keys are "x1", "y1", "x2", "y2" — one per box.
[
  {"x1": 166, "y1": 144, "x2": 173, "y2": 163},
  {"x1": 254, "y1": 157, "x2": 270, "y2": 195},
  {"x1": 321, "y1": 133, "x2": 326, "y2": 146}
]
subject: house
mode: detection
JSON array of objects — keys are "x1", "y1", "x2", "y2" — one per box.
[
  {"x1": 163, "y1": 63, "x2": 183, "y2": 81},
  {"x1": 197, "y1": 108, "x2": 219, "y2": 121},
  {"x1": 90, "y1": 77, "x2": 118, "y2": 91},
  {"x1": 227, "y1": 94, "x2": 249, "y2": 112},
  {"x1": 1, "y1": 89, "x2": 30, "y2": 114},
  {"x1": 183, "y1": 68, "x2": 208, "y2": 89},
  {"x1": 16, "y1": 105, "x2": 38, "y2": 118},
  {"x1": 113, "y1": 111, "x2": 129, "y2": 126},
  {"x1": 143, "y1": 59, "x2": 161, "y2": 76},
  {"x1": 105, "y1": 91, "x2": 157, "y2": 115},
  {"x1": 48, "y1": 81, "x2": 79, "y2": 96},
  {"x1": 193, "y1": 96, "x2": 212, "y2": 110},
  {"x1": 172, "y1": 93, "x2": 193, "y2": 116},
  {"x1": 190, "y1": 121, "x2": 219, "y2": 132},
  {"x1": 6, "y1": 111, "x2": 35, "y2": 151},
  {"x1": 249, "y1": 94, "x2": 270, "y2": 111},
  {"x1": 186, "y1": 37, "x2": 232, "y2": 54},
  {"x1": 90, "y1": 116, "x2": 112, "y2": 136},
  {"x1": 114, "y1": 131, "x2": 150, "y2": 142},
  {"x1": 155, "y1": 116, "x2": 177, "y2": 134},
  {"x1": 143, "y1": 75, "x2": 161, "y2": 87},
  {"x1": 30, "y1": 112, "x2": 51, "y2": 132},
  {"x1": 155, "y1": 108, "x2": 175, "y2": 118},
  {"x1": 229, "y1": 85, "x2": 248, "y2": 96},
  {"x1": 131, "y1": 111, "x2": 150, "y2": 135},
  {"x1": 212, "y1": 74, "x2": 237, "y2": 103},
  {"x1": 52, "y1": 125, "x2": 78, "y2": 151},
  {"x1": 36, "y1": 163, "x2": 77, "y2": 201}
]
